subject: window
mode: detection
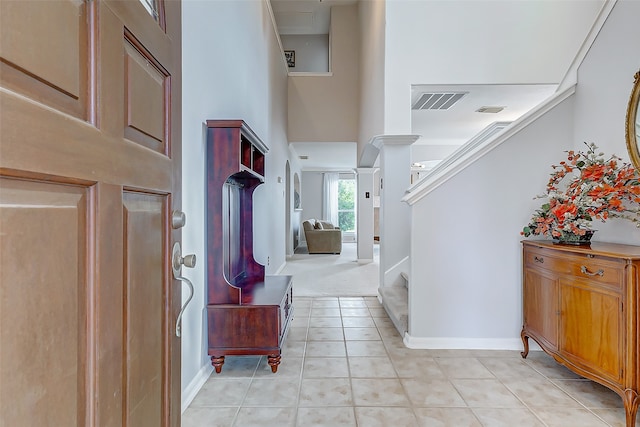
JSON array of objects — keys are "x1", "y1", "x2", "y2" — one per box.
[
  {"x1": 338, "y1": 178, "x2": 356, "y2": 232},
  {"x1": 139, "y1": 0, "x2": 160, "y2": 21}
]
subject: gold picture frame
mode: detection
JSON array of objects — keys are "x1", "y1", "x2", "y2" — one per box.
[{"x1": 625, "y1": 70, "x2": 640, "y2": 170}]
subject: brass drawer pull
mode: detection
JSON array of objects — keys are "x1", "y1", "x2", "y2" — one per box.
[
  {"x1": 534, "y1": 256, "x2": 544, "y2": 263},
  {"x1": 581, "y1": 265, "x2": 604, "y2": 277}
]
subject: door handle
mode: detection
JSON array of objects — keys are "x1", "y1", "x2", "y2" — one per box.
[{"x1": 172, "y1": 242, "x2": 196, "y2": 337}]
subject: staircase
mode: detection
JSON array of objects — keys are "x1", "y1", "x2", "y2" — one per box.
[
  {"x1": 380, "y1": 271, "x2": 408, "y2": 336},
  {"x1": 371, "y1": 87, "x2": 578, "y2": 347}
]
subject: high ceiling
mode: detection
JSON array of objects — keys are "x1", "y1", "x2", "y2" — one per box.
[
  {"x1": 273, "y1": 0, "x2": 602, "y2": 171},
  {"x1": 289, "y1": 141, "x2": 357, "y2": 171},
  {"x1": 271, "y1": 0, "x2": 356, "y2": 35},
  {"x1": 272, "y1": 0, "x2": 360, "y2": 171}
]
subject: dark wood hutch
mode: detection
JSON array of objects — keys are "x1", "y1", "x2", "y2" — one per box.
[{"x1": 205, "y1": 120, "x2": 293, "y2": 373}]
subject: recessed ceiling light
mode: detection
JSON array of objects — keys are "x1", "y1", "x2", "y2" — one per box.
[{"x1": 475, "y1": 106, "x2": 505, "y2": 113}]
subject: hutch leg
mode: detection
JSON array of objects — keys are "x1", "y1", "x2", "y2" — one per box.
[
  {"x1": 623, "y1": 389, "x2": 639, "y2": 427},
  {"x1": 267, "y1": 355, "x2": 281, "y2": 373},
  {"x1": 211, "y1": 356, "x2": 225, "y2": 374},
  {"x1": 520, "y1": 330, "x2": 530, "y2": 358}
]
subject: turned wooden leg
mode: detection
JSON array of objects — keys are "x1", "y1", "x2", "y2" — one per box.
[
  {"x1": 211, "y1": 356, "x2": 225, "y2": 374},
  {"x1": 520, "y1": 330, "x2": 529, "y2": 358},
  {"x1": 623, "y1": 389, "x2": 639, "y2": 427},
  {"x1": 267, "y1": 355, "x2": 281, "y2": 373}
]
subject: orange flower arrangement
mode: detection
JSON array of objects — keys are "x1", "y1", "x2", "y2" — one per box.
[{"x1": 522, "y1": 143, "x2": 640, "y2": 242}]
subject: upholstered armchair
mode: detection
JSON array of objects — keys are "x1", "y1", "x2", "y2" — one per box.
[{"x1": 302, "y1": 219, "x2": 342, "y2": 254}]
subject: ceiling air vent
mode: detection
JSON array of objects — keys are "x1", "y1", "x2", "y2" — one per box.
[
  {"x1": 412, "y1": 92, "x2": 467, "y2": 110},
  {"x1": 475, "y1": 106, "x2": 505, "y2": 114},
  {"x1": 299, "y1": 155, "x2": 309, "y2": 160}
]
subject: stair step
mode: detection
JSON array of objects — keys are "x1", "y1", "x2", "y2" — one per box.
[
  {"x1": 400, "y1": 271, "x2": 409, "y2": 288},
  {"x1": 379, "y1": 285, "x2": 408, "y2": 336}
]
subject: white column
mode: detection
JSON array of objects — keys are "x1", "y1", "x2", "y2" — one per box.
[
  {"x1": 375, "y1": 135, "x2": 419, "y2": 288},
  {"x1": 355, "y1": 167, "x2": 377, "y2": 263}
]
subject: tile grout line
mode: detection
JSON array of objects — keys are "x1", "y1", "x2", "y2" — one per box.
[
  {"x1": 547, "y1": 378, "x2": 619, "y2": 427},
  {"x1": 230, "y1": 356, "x2": 261, "y2": 427},
  {"x1": 472, "y1": 356, "x2": 550, "y2": 427},
  {"x1": 339, "y1": 297, "x2": 359, "y2": 427},
  {"x1": 501, "y1": 356, "x2": 614, "y2": 427},
  {"x1": 293, "y1": 306, "x2": 309, "y2": 427}
]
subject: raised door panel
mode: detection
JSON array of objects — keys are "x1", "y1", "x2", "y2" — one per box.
[
  {"x1": 123, "y1": 192, "x2": 168, "y2": 426},
  {"x1": 0, "y1": 0, "x2": 88, "y2": 119},
  {"x1": 124, "y1": 33, "x2": 169, "y2": 154},
  {"x1": 523, "y1": 268, "x2": 559, "y2": 350},
  {"x1": 0, "y1": 178, "x2": 89, "y2": 426},
  {"x1": 560, "y1": 278, "x2": 622, "y2": 383}
]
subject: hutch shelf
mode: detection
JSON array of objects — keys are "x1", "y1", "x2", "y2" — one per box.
[
  {"x1": 521, "y1": 240, "x2": 640, "y2": 427},
  {"x1": 205, "y1": 120, "x2": 293, "y2": 374}
]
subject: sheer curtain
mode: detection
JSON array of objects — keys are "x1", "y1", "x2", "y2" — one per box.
[{"x1": 322, "y1": 172, "x2": 339, "y2": 226}]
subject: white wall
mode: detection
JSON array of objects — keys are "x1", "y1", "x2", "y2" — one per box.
[
  {"x1": 411, "y1": 144, "x2": 461, "y2": 164},
  {"x1": 281, "y1": 34, "x2": 329, "y2": 72},
  {"x1": 180, "y1": 0, "x2": 295, "y2": 409},
  {"x1": 384, "y1": 0, "x2": 605, "y2": 134},
  {"x1": 300, "y1": 171, "x2": 324, "y2": 240},
  {"x1": 409, "y1": 97, "x2": 574, "y2": 343},
  {"x1": 406, "y1": 0, "x2": 640, "y2": 346},
  {"x1": 571, "y1": 0, "x2": 640, "y2": 245}
]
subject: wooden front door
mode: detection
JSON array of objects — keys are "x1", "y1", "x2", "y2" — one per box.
[{"x1": 0, "y1": 1, "x2": 182, "y2": 426}]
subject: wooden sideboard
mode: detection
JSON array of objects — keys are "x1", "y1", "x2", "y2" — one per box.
[
  {"x1": 521, "y1": 240, "x2": 640, "y2": 427},
  {"x1": 205, "y1": 120, "x2": 293, "y2": 373}
]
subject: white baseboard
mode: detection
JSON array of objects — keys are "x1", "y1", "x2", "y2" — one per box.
[
  {"x1": 403, "y1": 334, "x2": 541, "y2": 351},
  {"x1": 182, "y1": 363, "x2": 213, "y2": 413}
]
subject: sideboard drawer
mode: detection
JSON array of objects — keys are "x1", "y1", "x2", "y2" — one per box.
[
  {"x1": 524, "y1": 246, "x2": 623, "y2": 288},
  {"x1": 567, "y1": 257, "x2": 624, "y2": 288},
  {"x1": 524, "y1": 247, "x2": 564, "y2": 271}
]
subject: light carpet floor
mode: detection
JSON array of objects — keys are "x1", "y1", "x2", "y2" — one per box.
[{"x1": 279, "y1": 242, "x2": 379, "y2": 297}]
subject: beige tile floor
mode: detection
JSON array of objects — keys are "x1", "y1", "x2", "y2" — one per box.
[{"x1": 182, "y1": 296, "x2": 636, "y2": 427}]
